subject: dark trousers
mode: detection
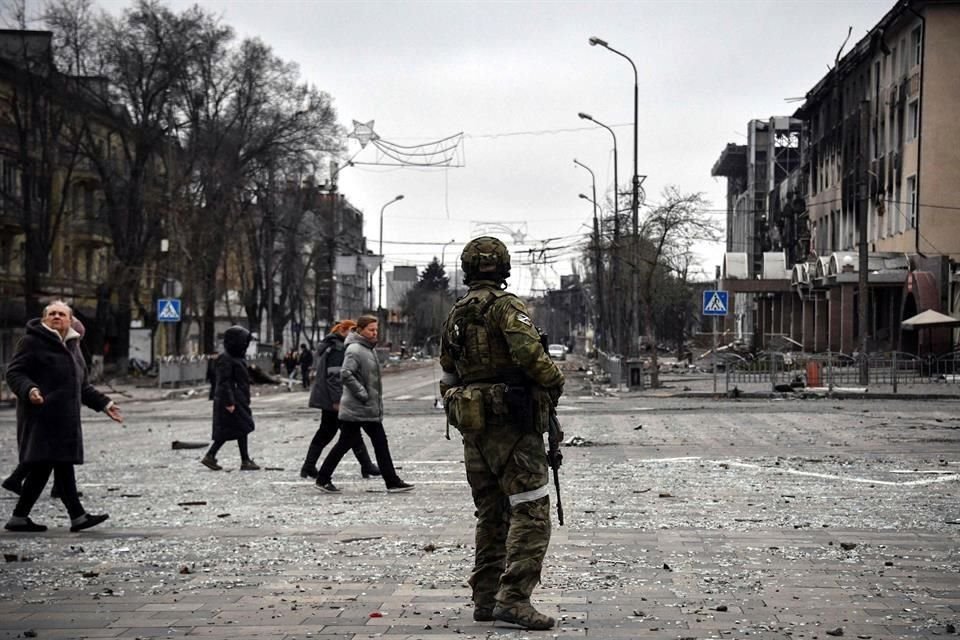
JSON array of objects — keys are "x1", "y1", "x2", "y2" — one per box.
[
  {"x1": 303, "y1": 410, "x2": 376, "y2": 472},
  {"x1": 14, "y1": 463, "x2": 84, "y2": 520},
  {"x1": 317, "y1": 420, "x2": 400, "y2": 485},
  {"x1": 207, "y1": 435, "x2": 250, "y2": 461},
  {"x1": 300, "y1": 365, "x2": 311, "y2": 388}
]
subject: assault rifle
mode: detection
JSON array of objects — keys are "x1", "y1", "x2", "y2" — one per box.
[{"x1": 538, "y1": 328, "x2": 565, "y2": 526}]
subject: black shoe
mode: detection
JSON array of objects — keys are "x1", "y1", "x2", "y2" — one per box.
[
  {"x1": 70, "y1": 513, "x2": 109, "y2": 532},
  {"x1": 300, "y1": 465, "x2": 318, "y2": 479},
  {"x1": 315, "y1": 481, "x2": 341, "y2": 494},
  {"x1": 361, "y1": 465, "x2": 381, "y2": 479},
  {"x1": 2, "y1": 477, "x2": 22, "y2": 496},
  {"x1": 4, "y1": 517, "x2": 46, "y2": 532},
  {"x1": 386, "y1": 480, "x2": 414, "y2": 493},
  {"x1": 240, "y1": 459, "x2": 260, "y2": 471},
  {"x1": 201, "y1": 455, "x2": 222, "y2": 471}
]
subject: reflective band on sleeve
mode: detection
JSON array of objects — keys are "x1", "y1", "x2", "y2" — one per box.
[
  {"x1": 441, "y1": 372, "x2": 460, "y2": 385},
  {"x1": 508, "y1": 484, "x2": 550, "y2": 507}
]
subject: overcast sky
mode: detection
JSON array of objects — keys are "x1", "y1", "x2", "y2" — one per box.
[{"x1": 129, "y1": 0, "x2": 891, "y2": 294}]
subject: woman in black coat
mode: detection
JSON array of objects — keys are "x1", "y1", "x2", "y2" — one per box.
[
  {"x1": 4, "y1": 301, "x2": 123, "y2": 533},
  {"x1": 201, "y1": 326, "x2": 259, "y2": 471}
]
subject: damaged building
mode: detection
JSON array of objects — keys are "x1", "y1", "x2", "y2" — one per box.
[{"x1": 712, "y1": 0, "x2": 960, "y2": 356}]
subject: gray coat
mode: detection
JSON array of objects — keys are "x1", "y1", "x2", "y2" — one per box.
[
  {"x1": 5, "y1": 318, "x2": 110, "y2": 464},
  {"x1": 338, "y1": 332, "x2": 383, "y2": 422}
]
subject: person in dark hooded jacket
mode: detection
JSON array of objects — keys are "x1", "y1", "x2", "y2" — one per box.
[
  {"x1": 301, "y1": 320, "x2": 379, "y2": 479},
  {"x1": 201, "y1": 326, "x2": 260, "y2": 471},
  {"x1": 4, "y1": 300, "x2": 123, "y2": 533}
]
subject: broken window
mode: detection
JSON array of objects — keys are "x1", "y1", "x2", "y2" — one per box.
[
  {"x1": 911, "y1": 25, "x2": 922, "y2": 67},
  {"x1": 908, "y1": 100, "x2": 919, "y2": 141},
  {"x1": 907, "y1": 175, "x2": 917, "y2": 228}
]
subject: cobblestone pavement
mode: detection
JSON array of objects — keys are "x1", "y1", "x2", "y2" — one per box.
[{"x1": 0, "y1": 361, "x2": 958, "y2": 639}]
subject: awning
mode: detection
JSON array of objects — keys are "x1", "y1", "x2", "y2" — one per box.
[{"x1": 901, "y1": 309, "x2": 960, "y2": 330}]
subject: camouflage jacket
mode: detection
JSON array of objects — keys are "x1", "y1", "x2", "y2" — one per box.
[{"x1": 440, "y1": 281, "x2": 563, "y2": 394}]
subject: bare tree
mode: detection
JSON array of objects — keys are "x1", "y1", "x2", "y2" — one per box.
[
  {"x1": 634, "y1": 187, "x2": 720, "y2": 387},
  {"x1": 0, "y1": 20, "x2": 85, "y2": 320},
  {"x1": 175, "y1": 35, "x2": 341, "y2": 352}
]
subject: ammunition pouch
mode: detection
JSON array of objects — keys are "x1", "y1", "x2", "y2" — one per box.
[
  {"x1": 443, "y1": 385, "x2": 486, "y2": 434},
  {"x1": 505, "y1": 384, "x2": 551, "y2": 434}
]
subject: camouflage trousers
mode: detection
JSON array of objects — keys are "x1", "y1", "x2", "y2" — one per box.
[{"x1": 463, "y1": 421, "x2": 551, "y2": 607}]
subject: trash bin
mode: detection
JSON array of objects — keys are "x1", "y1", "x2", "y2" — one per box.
[
  {"x1": 626, "y1": 359, "x2": 645, "y2": 390},
  {"x1": 805, "y1": 361, "x2": 822, "y2": 386}
]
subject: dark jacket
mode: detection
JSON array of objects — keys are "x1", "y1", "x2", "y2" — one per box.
[
  {"x1": 299, "y1": 348, "x2": 314, "y2": 369},
  {"x1": 339, "y1": 332, "x2": 383, "y2": 422},
  {"x1": 5, "y1": 318, "x2": 110, "y2": 464},
  {"x1": 212, "y1": 327, "x2": 254, "y2": 441},
  {"x1": 308, "y1": 332, "x2": 346, "y2": 411}
]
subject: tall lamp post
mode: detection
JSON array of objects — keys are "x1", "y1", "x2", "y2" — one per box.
[
  {"x1": 378, "y1": 194, "x2": 404, "y2": 331},
  {"x1": 575, "y1": 158, "x2": 605, "y2": 353},
  {"x1": 578, "y1": 111, "x2": 621, "y2": 354},
  {"x1": 590, "y1": 36, "x2": 641, "y2": 358}
]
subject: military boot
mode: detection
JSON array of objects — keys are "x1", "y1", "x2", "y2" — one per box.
[
  {"x1": 472, "y1": 600, "x2": 496, "y2": 622},
  {"x1": 492, "y1": 600, "x2": 555, "y2": 630}
]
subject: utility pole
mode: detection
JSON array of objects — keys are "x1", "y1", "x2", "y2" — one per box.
[{"x1": 857, "y1": 99, "x2": 870, "y2": 385}]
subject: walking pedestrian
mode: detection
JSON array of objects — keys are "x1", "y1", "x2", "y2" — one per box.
[
  {"x1": 439, "y1": 237, "x2": 564, "y2": 630},
  {"x1": 4, "y1": 300, "x2": 123, "y2": 533},
  {"x1": 301, "y1": 320, "x2": 379, "y2": 479},
  {"x1": 3, "y1": 316, "x2": 90, "y2": 501},
  {"x1": 314, "y1": 315, "x2": 413, "y2": 494},
  {"x1": 298, "y1": 343, "x2": 313, "y2": 389},
  {"x1": 201, "y1": 326, "x2": 260, "y2": 471}
]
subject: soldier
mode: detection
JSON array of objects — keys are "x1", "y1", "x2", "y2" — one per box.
[{"x1": 439, "y1": 236, "x2": 564, "y2": 630}]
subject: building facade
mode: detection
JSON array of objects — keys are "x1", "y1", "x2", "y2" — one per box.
[{"x1": 713, "y1": 0, "x2": 960, "y2": 356}]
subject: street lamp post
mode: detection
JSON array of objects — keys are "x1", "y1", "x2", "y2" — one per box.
[
  {"x1": 590, "y1": 36, "x2": 641, "y2": 358},
  {"x1": 440, "y1": 237, "x2": 456, "y2": 294},
  {"x1": 578, "y1": 111, "x2": 622, "y2": 355},
  {"x1": 378, "y1": 194, "x2": 404, "y2": 332},
  {"x1": 575, "y1": 159, "x2": 605, "y2": 353}
]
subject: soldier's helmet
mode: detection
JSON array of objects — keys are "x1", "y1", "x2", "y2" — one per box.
[
  {"x1": 460, "y1": 236, "x2": 510, "y2": 284},
  {"x1": 223, "y1": 325, "x2": 252, "y2": 358}
]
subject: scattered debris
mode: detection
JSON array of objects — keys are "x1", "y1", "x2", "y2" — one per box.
[
  {"x1": 177, "y1": 501, "x2": 207, "y2": 506},
  {"x1": 171, "y1": 440, "x2": 208, "y2": 450},
  {"x1": 825, "y1": 627, "x2": 844, "y2": 636}
]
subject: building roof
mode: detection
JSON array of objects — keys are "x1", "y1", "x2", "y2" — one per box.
[
  {"x1": 793, "y1": 0, "x2": 921, "y2": 118},
  {"x1": 711, "y1": 143, "x2": 747, "y2": 178}
]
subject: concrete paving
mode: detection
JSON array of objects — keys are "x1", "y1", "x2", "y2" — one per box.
[{"x1": 0, "y1": 362, "x2": 958, "y2": 639}]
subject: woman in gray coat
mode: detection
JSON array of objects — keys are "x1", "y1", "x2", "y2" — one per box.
[{"x1": 314, "y1": 315, "x2": 413, "y2": 493}]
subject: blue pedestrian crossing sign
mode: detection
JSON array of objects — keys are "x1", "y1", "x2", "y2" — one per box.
[
  {"x1": 157, "y1": 298, "x2": 182, "y2": 323},
  {"x1": 702, "y1": 290, "x2": 729, "y2": 316}
]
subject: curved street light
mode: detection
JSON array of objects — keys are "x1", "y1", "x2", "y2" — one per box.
[
  {"x1": 578, "y1": 111, "x2": 622, "y2": 354},
  {"x1": 378, "y1": 195, "x2": 405, "y2": 324},
  {"x1": 575, "y1": 158, "x2": 605, "y2": 350},
  {"x1": 589, "y1": 36, "x2": 641, "y2": 358}
]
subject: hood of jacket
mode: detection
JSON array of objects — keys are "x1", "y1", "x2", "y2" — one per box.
[
  {"x1": 223, "y1": 325, "x2": 251, "y2": 358},
  {"x1": 345, "y1": 331, "x2": 376, "y2": 350},
  {"x1": 28, "y1": 317, "x2": 81, "y2": 345}
]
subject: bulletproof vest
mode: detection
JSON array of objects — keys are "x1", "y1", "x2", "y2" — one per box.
[{"x1": 446, "y1": 287, "x2": 523, "y2": 384}]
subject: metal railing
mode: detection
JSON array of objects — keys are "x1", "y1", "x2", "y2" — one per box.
[
  {"x1": 158, "y1": 354, "x2": 273, "y2": 388},
  {"x1": 726, "y1": 351, "x2": 960, "y2": 394}
]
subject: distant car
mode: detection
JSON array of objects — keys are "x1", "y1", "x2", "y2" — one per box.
[{"x1": 547, "y1": 343, "x2": 567, "y2": 361}]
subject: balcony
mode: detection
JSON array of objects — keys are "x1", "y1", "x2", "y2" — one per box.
[{"x1": 68, "y1": 215, "x2": 111, "y2": 244}]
